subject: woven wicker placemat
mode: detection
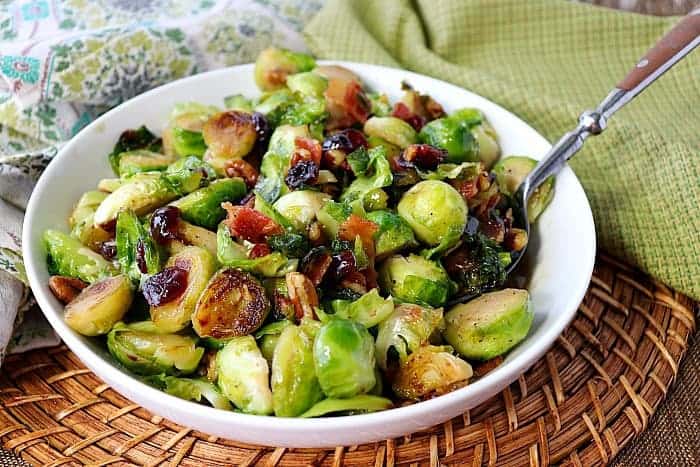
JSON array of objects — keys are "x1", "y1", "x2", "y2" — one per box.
[{"x1": 0, "y1": 252, "x2": 695, "y2": 466}]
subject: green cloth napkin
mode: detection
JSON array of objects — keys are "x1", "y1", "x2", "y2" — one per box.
[{"x1": 305, "y1": 0, "x2": 700, "y2": 300}]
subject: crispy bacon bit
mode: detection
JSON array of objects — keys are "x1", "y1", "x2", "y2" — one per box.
[
  {"x1": 301, "y1": 247, "x2": 333, "y2": 286},
  {"x1": 222, "y1": 202, "x2": 283, "y2": 243},
  {"x1": 402, "y1": 144, "x2": 447, "y2": 170},
  {"x1": 325, "y1": 78, "x2": 371, "y2": 130},
  {"x1": 338, "y1": 214, "x2": 379, "y2": 258},
  {"x1": 224, "y1": 159, "x2": 259, "y2": 189},
  {"x1": 249, "y1": 243, "x2": 271, "y2": 259},
  {"x1": 504, "y1": 228, "x2": 528, "y2": 252},
  {"x1": 392, "y1": 102, "x2": 426, "y2": 131},
  {"x1": 48, "y1": 276, "x2": 87, "y2": 304},
  {"x1": 473, "y1": 356, "x2": 504, "y2": 378},
  {"x1": 286, "y1": 272, "x2": 319, "y2": 320}
]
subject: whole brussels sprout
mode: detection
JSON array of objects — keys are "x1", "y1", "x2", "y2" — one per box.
[
  {"x1": 271, "y1": 322, "x2": 323, "y2": 417},
  {"x1": 286, "y1": 72, "x2": 328, "y2": 98},
  {"x1": 149, "y1": 246, "x2": 217, "y2": 332},
  {"x1": 443, "y1": 288, "x2": 533, "y2": 360},
  {"x1": 64, "y1": 275, "x2": 133, "y2": 336},
  {"x1": 418, "y1": 117, "x2": 478, "y2": 163},
  {"x1": 254, "y1": 47, "x2": 316, "y2": 91},
  {"x1": 378, "y1": 254, "x2": 453, "y2": 308},
  {"x1": 375, "y1": 303, "x2": 444, "y2": 370},
  {"x1": 300, "y1": 395, "x2": 393, "y2": 418},
  {"x1": 313, "y1": 319, "x2": 376, "y2": 399},
  {"x1": 216, "y1": 336, "x2": 273, "y2": 414},
  {"x1": 366, "y1": 210, "x2": 417, "y2": 259},
  {"x1": 170, "y1": 178, "x2": 247, "y2": 230},
  {"x1": 192, "y1": 268, "x2": 271, "y2": 339},
  {"x1": 44, "y1": 229, "x2": 116, "y2": 284},
  {"x1": 106, "y1": 322, "x2": 204, "y2": 376},
  {"x1": 492, "y1": 156, "x2": 554, "y2": 223},
  {"x1": 392, "y1": 345, "x2": 472, "y2": 400},
  {"x1": 363, "y1": 117, "x2": 417, "y2": 149},
  {"x1": 397, "y1": 180, "x2": 467, "y2": 249},
  {"x1": 273, "y1": 190, "x2": 331, "y2": 231}
]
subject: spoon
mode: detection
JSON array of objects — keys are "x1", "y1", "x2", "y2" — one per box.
[{"x1": 449, "y1": 10, "x2": 699, "y2": 307}]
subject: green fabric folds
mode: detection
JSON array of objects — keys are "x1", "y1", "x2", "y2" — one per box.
[{"x1": 305, "y1": 0, "x2": 700, "y2": 299}]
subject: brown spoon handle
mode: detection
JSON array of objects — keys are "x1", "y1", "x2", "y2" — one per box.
[{"x1": 618, "y1": 12, "x2": 700, "y2": 92}]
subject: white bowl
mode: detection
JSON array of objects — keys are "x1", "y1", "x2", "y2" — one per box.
[{"x1": 23, "y1": 62, "x2": 595, "y2": 448}]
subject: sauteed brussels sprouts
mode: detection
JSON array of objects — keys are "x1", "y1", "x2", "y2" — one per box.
[{"x1": 46, "y1": 48, "x2": 554, "y2": 417}]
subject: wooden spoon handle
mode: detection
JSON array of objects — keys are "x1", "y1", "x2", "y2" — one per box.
[{"x1": 618, "y1": 12, "x2": 700, "y2": 91}]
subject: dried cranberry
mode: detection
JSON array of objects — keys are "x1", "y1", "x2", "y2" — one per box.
[
  {"x1": 402, "y1": 144, "x2": 447, "y2": 170},
  {"x1": 142, "y1": 267, "x2": 188, "y2": 306},
  {"x1": 150, "y1": 206, "x2": 181, "y2": 244},
  {"x1": 330, "y1": 250, "x2": 357, "y2": 281},
  {"x1": 322, "y1": 129, "x2": 367, "y2": 154},
  {"x1": 285, "y1": 160, "x2": 319, "y2": 189},
  {"x1": 301, "y1": 247, "x2": 333, "y2": 286},
  {"x1": 252, "y1": 112, "x2": 271, "y2": 146},
  {"x1": 98, "y1": 240, "x2": 117, "y2": 260},
  {"x1": 135, "y1": 239, "x2": 148, "y2": 273},
  {"x1": 392, "y1": 102, "x2": 426, "y2": 131}
]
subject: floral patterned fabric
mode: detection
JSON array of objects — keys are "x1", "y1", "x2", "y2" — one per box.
[{"x1": 0, "y1": 0, "x2": 323, "y2": 362}]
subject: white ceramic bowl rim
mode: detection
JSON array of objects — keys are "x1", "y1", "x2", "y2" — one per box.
[{"x1": 23, "y1": 62, "x2": 596, "y2": 447}]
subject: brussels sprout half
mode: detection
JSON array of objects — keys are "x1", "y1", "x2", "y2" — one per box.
[
  {"x1": 363, "y1": 117, "x2": 417, "y2": 149},
  {"x1": 392, "y1": 345, "x2": 472, "y2": 400},
  {"x1": 192, "y1": 268, "x2": 271, "y2": 339},
  {"x1": 287, "y1": 71, "x2": 328, "y2": 98},
  {"x1": 107, "y1": 322, "x2": 204, "y2": 376},
  {"x1": 216, "y1": 336, "x2": 273, "y2": 414},
  {"x1": 443, "y1": 288, "x2": 533, "y2": 360},
  {"x1": 94, "y1": 175, "x2": 178, "y2": 228},
  {"x1": 44, "y1": 230, "x2": 116, "y2": 284},
  {"x1": 378, "y1": 254, "x2": 453, "y2": 308},
  {"x1": 300, "y1": 395, "x2": 393, "y2": 418},
  {"x1": 64, "y1": 275, "x2": 133, "y2": 336},
  {"x1": 202, "y1": 111, "x2": 257, "y2": 171},
  {"x1": 69, "y1": 191, "x2": 111, "y2": 250},
  {"x1": 150, "y1": 246, "x2": 217, "y2": 333},
  {"x1": 375, "y1": 303, "x2": 444, "y2": 370},
  {"x1": 271, "y1": 322, "x2": 324, "y2": 417},
  {"x1": 397, "y1": 180, "x2": 467, "y2": 250},
  {"x1": 273, "y1": 190, "x2": 331, "y2": 232},
  {"x1": 331, "y1": 289, "x2": 394, "y2": 328},
  {"x1": 313, "y1": 319, "x2": 377, "y2": 399},
  {"x1": 492, "y1": 156, "x2": 554, "y2": 223},
  {"x1": 118, "y1": 150, "x2": 176, "y2": 178}
]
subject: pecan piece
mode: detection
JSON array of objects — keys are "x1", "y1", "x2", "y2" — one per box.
[
  {"x1": 285, "y1": 272, "x2": 319, "y2": 320},
  {"x1": 49, "y1": 276, "x2": 88, "y2": 304}
]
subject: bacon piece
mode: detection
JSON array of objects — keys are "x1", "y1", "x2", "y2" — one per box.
[
  {"x1": 392, "y1": 102, "x2": 426, "y2": 131},
  {"x1": 222, "y1": 202, "x2": 283, "y2": 243},
  {"x1": 249, "y1": 243, "x2": 271, "y2": 259},
  {"x1": 301, "y1": 247, "x2": 333, "y2": 286},
  {"x1": 338, "y1": 214, "x2": 378, "y2": 258}
]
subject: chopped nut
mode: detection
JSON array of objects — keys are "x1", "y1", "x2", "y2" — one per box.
[
  {"x1": 285, "y1": 272, "x2": 319, "y2": 320},
  {"x1": 224, "y1": 159, "x2": 259, "y2": 189},
  {"x1": 48, "y1": 276, "x2": 88, "y2": 304}
]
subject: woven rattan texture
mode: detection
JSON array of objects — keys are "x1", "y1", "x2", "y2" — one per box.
[{"x1": 0, "y1": 253, "x2": 695, "y2": 467}]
